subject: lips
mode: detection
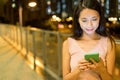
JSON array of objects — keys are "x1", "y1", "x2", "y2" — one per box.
[{"x1": 86, "y1": 28, "x2": 94, "y2": 31}]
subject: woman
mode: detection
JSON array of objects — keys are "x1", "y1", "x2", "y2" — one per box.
[{"x1": 62, "y1": 0, "x2": 115, "y2": 80}]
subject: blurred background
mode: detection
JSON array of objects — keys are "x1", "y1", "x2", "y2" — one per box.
[
  {"x1": 0, "y1": 0, "x2": 120, "y2": 80},
  {"x1": 0, "y1": 0, "x2": 120, "y2": 34},
  {"x1": 0, "y1": 0, "x2": 119, "y2": 32}
]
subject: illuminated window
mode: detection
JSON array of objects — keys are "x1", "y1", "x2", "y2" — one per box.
[
  {"x1": 118, "y1": 0, "x2": 120, "y2": 15},
  {"x1": 119, "y1": 0, "x2": 120, "y2": 2},
  {"x1": 62, "y1": 4, "x2": 66, "y2": 10},
  {"x1": 118, "y1": 0, "x2": 120, "y2": 10},
  {"x1": 46, "y1": 0, "x2": 52, "y2": 14},
  {"x1": 62, "y1": 0, "x2": 65, "y2": 3},
  {"x1": 47, "y1": 6, "x2": 51, "y2": 14},
  {"x1": 105, "y1": 0, "x2": 110, "y2": 17},
  {"x1": 56, "y1": 1, "x2": 60, "y2": 13},
  {"x1": 74, "y1": 0, "x2": 78, "y2": 5}
]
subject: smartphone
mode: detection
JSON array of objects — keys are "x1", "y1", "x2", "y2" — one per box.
[{"x1": 84, "y1": 53, "x2": 99, "y2": 62}]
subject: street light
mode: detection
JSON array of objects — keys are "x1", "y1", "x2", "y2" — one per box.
[
  {"x1": 27, "y1": 1, "x2": 37, "y2": 11},
  {"x1": 28, "y1": 1, "x2": 37, "y2": 8}
]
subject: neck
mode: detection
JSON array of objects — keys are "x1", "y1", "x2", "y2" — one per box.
[{"x1": 81, "y1": 33, "x2": 100, "y2": 40}]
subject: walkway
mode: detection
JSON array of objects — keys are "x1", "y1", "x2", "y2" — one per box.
[{"x1": 0, "y1": 37, "x2": 44, "y2": 80}]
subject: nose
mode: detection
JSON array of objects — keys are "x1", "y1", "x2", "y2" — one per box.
[{"x1": 88, "y1": 20, "x2": 93, "y2": 27}]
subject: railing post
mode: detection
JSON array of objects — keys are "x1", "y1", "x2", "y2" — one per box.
[
  {"x1": 42, "y1": 31, "x2": 46, "y2": 66},
  {"x1": 16, "y1": 26, "x2": 18, "y2": 45},
  {"x1": 42, "y1": 30, "x2": 47, "y2": 79},
  {"x1": 10, "y1": 26, "x2": 12, "y2": 40},
  {"x1": 0, "y1": 24, "x2": 2, "y2": 36},
  {"x1": 57, "y1": 32, "x2": 62, "y2": 80},
  {"x1": 32, "y1": 31, "x2": 36, "y2": 70},
  {"x1": 20, "y1": 25, "x2": 23, "y2": 49},
  {"x1": 25, "y1": 28, "x2": 29, "y2": 58}
]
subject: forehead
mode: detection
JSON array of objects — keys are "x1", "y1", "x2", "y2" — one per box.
[{"x1": 79, "y1": 8, "x2": 100, "y2": 18}]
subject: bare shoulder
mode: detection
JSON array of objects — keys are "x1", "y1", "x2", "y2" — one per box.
[
  {"x1": 62, "y1": 38, "x2": 70, "y2": 60},
  {"x1": 107, "y1": 37, "x2": 115, "y2": 48},
  {"x1": 63, "y1": 37, "x2": 72, "y2": 48},
  {"x1": 62, "y1": 38, "x2": 71, "y2": 56},
  {"x1": 63, "y1": 39, "x2": 68, "y2": 47}
]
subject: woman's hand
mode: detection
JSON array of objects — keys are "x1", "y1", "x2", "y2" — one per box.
[
  {"x1": 88, "y1": 58, "x2": 107, "y2": 73},
  {"x1": 88, "y1": 58, "x2": 113, "y2": 80},
  {"x1": 77, "y1": 60, "x2": 91, "y2": 72}
]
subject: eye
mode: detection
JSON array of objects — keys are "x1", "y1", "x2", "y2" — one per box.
[
  {"x1": 81, "y1": 19, "x2": 87, "y2": 22},
  {"x1": 92, "y1": 18, "x2": 97, "y2": 21}
]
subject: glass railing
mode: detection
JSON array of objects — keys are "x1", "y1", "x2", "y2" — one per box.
[{"x1": 0, "y1": 23, "x2": 72, "y2": 80}]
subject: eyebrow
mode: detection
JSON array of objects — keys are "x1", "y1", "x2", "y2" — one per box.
[
  {"x1": 92, "y1": 16, "x2": 98, "y2": 18},
  {"x1": 81, "y1": 16, "x2": 98, "y2": 19}
]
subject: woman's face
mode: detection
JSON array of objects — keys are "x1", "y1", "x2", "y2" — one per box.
[{"x1": 78, "y1": 8, "x2": 100, "y2": 35}]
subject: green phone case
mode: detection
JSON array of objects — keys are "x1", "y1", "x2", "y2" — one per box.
[{"x1": 84, "y1": 53, "x2": 99, "y2": 62}]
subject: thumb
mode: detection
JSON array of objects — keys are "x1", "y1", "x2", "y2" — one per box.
[{"x1": 90, "y1": 58, "x2": 97, "y2": 64}]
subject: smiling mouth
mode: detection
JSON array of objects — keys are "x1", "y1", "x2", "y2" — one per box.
[{"x1": 86, "y1": 28, "x2": 94, "y2": 31}]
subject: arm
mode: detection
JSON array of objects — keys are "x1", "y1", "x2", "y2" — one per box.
[
  {"x1": 98, "y1": 66, "x2": 113, "y2": 80},
  {"x1": 98, "y1": 38, "x2": 115, "y2": 80},
  {"x1": 62, "y1": 40, "x2": 80, "y2": 80},
  {"x1": 106, "y1": 38, "x2": 115, "y2": 75}
]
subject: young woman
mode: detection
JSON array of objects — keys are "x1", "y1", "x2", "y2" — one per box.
[{"x1": 62, "y1": 0, "x2": 115, "y2": 80}]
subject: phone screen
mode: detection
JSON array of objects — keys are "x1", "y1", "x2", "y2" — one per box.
[{"x1": 84, "y1": 53, "x2": 99, "y2": 62}]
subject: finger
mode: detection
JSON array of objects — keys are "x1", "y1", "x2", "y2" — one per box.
[
  {"x1": 79, "y1": 62, "x2": 91, "y2": 66},
  {"x1": 78, "y1": 60, "x2": 89, "y2": 63},
  {"x1": 98, "y1": 57, "x2": 105, "y2": 66},
  {"x1": 89, "y1": 58, "x2": 97, "y2": 64},
  {"x1": 99, "y1": 57, "x2": 104, "y2": 63},
  {"x1": 79, "y1": 66, "x2": 89, "y2": 71},
  {"x1": 78, "y1": 60, "x2": 91, "y2": 64},
  {"x1": 88, "y1": 64, "x2": 96, "y2": 69}
]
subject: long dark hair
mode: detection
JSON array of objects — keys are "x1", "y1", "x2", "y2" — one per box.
[{"x1": 72, "y1": 0, "x2": 108, "y2": 39}]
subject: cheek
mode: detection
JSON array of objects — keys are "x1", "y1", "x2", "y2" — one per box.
[
  {"x1": 93, "y1": 21, "x2": 100, "y2": 27},
  {"x1": 79, "y1": 21, "x2": 86, "y2": 27},
  {"x1": 80, "y1": 24, "x2": 86, "y2": 30}
]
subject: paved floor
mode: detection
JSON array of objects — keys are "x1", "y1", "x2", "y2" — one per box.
[{"x1": 0, "y1": 37, "x2": 44, "y2": 80}]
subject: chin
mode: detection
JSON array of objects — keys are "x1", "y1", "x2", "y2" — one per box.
[{"x1": 86, "y1": 32, "x2": 94, "y2": 35}]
